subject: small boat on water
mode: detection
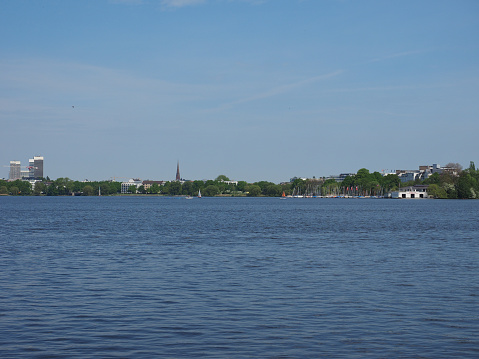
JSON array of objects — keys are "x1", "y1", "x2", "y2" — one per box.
[
  {"x1": 280, "y1": 191, "x2": 287, "y2": 199},
  {"x1": 198, "y1": 189, "x2": 202, "y2": 198},
  {"x1": 185, "y1": 196, "x2": 194, "y2": 199}
]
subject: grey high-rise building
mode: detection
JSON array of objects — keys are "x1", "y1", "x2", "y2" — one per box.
[
  {"x1": 33, "y1": 156, "x2": 44, "y2": 179},
  {"x1": 28, "y1": 158, "x2": 35, "y2": 178},
  {"x1": 9, "y1": 161, "x2": 21, "y2": 180}
]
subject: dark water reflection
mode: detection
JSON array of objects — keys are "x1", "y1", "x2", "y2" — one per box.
[{"x1": 1, "y1": 197, "x2": 478, "y2": 358}]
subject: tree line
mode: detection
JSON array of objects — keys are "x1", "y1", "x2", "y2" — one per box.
[
  {"x1": 1, "y1": 162, "x2": 478, "y2": 198},
  {"x1": 0, "y1": 178, "x2": 121, "y2": 196}
]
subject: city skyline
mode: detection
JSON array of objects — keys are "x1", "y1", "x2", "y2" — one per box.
[
  {"x1": 3, "y1": 155, "x2": 468, "y2": 185},
  {"x1": 1, "y1": 1, "x2": 478, "y2": 183},
  {"x1": 8, "y1": 155, "x2": 43, "y2": 180}
]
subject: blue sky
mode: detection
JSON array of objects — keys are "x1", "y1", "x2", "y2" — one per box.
[{"x1": 1, "y1": 0, "x2": 478, "y2": 183}]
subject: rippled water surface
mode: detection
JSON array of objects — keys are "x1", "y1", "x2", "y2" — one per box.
[{"x1": 1, "y1": 197, "x2": 478, "y2": 358}]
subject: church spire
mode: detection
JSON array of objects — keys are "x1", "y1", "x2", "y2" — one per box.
[{"x1": 176, "y1": 161, "x2": 181, "y2": 181}]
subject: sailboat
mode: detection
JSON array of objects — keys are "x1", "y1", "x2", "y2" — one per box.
[
  {"x1": 280, "y1": 191, "x2": 287, "y2": 199},
  {"x1": 198, "y1": 189, "x2": 202, "y2": 198}
]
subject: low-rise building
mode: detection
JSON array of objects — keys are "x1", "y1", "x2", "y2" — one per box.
[
  {"x1": 121, "y1": 179, "x2": 143, "y2": 193},
  {"x1": 142, "y1": 180, "x2": 165, "y2": 191},
  {"x1": 398, "y1": 171, "x2": 421, "y2": 183},
  {"x1": 396, "y1": 164, "x2": 459, "y2": 183},
  {"x1": 390, "y1": 185, "x2": 429, "y2": 199},
  {"x1": 220, "y1": 180, "x2": 238, "y2": 185}
]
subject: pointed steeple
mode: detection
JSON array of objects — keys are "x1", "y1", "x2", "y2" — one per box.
[{"x1": 176, "y1": 161, "x2": 181, "y2": 181}]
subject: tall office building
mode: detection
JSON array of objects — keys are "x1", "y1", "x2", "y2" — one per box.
[
  {"x1": 28, "y1": 158, "x2": 35, "y2": 178},
  {"x1": 9, "y1": 161, "x2": 21, "y2": 180},
  {"x1": 33, "y1": 156, "x2": 44, "y2": 179}
]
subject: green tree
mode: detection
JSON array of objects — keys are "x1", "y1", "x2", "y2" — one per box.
[
  {"x1": 0, "y1": 186, "x2": 8, "y2": 195},
  {"x1": 160, "y1": 182, "x2": 170, "y2": 194},
  {"x1": 137, "y1": 185, "x2": 146, "y2": 194},
  {"x1": 99, "y1": 183, "x2": 111, "y2": 195},
  {"x1": 424, "y1": 172, "x2": 440, "y2": 185},
  {"x1": 10, "y1": 186, "x2": 20, "y2": 195},
  {"x1": 128, "y1": 185, "x2": 137, "y2": 194},
  {"x1": 382, "y1": 174, "x2": 400, "y2": 191},
  {"x1": 456, "y1": 173, "x2": 475, "y2": 199},
  {"x1": 53, "y1": 178, "x2": 74, "y2": 195},
  {"x1": 72, "y1": 181, "x2": 83, "y2": 193},
  {"x1": 443, "y1": 182, "x2": 457, "y2": 199},
  {"x1": 204, "y1": 180, "x2": 215, "y2": 187},
  {"x1": 341, "y1": 175, "x2": 354, "y2": 188},
  {"x1": 263, "y1": 184, "x2": 282, "y2": 197},
  {"x1": 427, "y1": 184, "x2": 447, "y2": 199},
  {"x1": 246, "y1": 184, "x2": 261, "y2": 197},
  {"x1": 215, "y1": 175, "x2": 230, "y2": 181},
  {"x1": 203, "y1": 185, "x2": 220, "y2": 197},
  {"x1": 83, "y1": 185, "x2": 94, "y2": 196},
  {"x1": 215, "y1": 181, "x2": 228, "y2": 194},
  {"x1": 107, "y1": 182, "x2": 121, "y2": 194},
  {"x1": 34, "y1": 182, "x2": 46, "y2": 195},
  {"x1": 149, "y1": 183, "x2": 160, "y2": 194},
  {"x1": 236, "y1": 181, "x2": 248, "y2": 192},
  {"x1": 169, "y1": 181, "x2": 182, "y2": 195},
  {"x1": 356, "y1": 168, "x2": 370, "y2": 180},
  {"x1": 46, "y1": 183, "x2": 59, "y2": 196},
  {"x1": 468, "y1": 161, "x2": 476, "y2": 172},
  {"x1": 182, "y1": 181, "x2": 193, "y2": 196},
  {"x1": 8, "y1": 180, "x2": 32, "y2": 195}
]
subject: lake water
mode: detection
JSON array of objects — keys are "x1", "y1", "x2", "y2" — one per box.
[{"x1": 0, "y1": 197, "x2": 478, "y2": 358}]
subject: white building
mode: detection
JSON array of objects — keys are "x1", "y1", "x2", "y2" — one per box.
[
  {"x1": 390, "y1": 185, "x2": 429, "y2": 199},
  {"x1": 9, "y1": 161, "x2": 21, "y2": 180},
  {"x1": 121, "y1": 179, "x2": 143, "y2": 193},
  {"x1": 220, "y1": 180, "x2": 239, "y2": 185}
]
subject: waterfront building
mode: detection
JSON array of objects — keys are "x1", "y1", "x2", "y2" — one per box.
[
  {"x1": 9, "y1": 161, "x2": 21, "y2": 180},
  {"x1": 121, "y1": 179, "x2": 143, "y2": 193},
  {"x1": 390, "y1": 185, "x2": 429, "y2": 199},
  {"x1": 142, "y1": 180, "x2": 165, "y2": 191}
]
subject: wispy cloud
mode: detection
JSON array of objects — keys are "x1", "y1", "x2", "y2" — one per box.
[
  {"x1": 324, "y1": 82, "x2": 457, "y2": 94},
  {"x1": 159, "y1": 0, "x2": 267, "y2": 8},
  {"x1": 215, "y1": 70, "x2": 343, "y2": 111},
  {"x1": 160, "y1": 0, "x2": 205, "y2": 8},
  {"x1": 368, "y1": 49, "x2": 430, "y2": 63},
  {"x1": 109, "y1": 0, "x2": 145, "y2": 4},
  {"x1": 110, "y1": 0, "x2": 267, "y2": 8}
]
